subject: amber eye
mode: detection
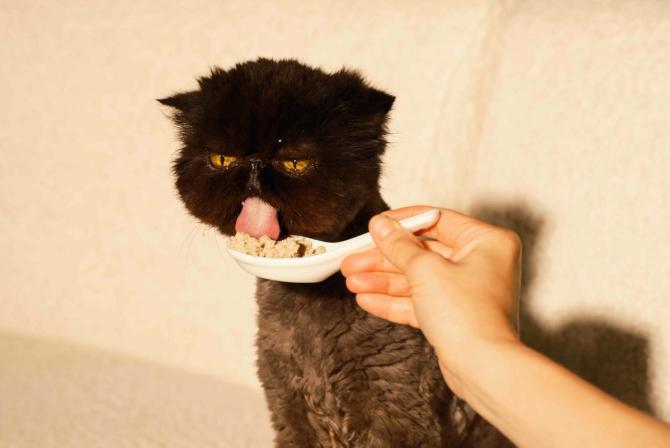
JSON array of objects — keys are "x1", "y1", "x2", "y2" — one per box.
[
  {"x1": 281, "y1": 159, "x2": 311, "y2": 174},
  {"x1": 209, "y1": 153, "x2": 237, "y2": 169}
]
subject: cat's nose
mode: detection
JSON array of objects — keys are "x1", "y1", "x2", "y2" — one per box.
[
  {"x1": 249, "y1": 158, "x2": 262, "y2": 171},
  {"x1": 246, "y1": 158, "x2": 263, "y2": 192}
]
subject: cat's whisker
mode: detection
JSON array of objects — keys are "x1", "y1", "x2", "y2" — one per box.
[
  {"x1": 178, "y1": 223, "x2": 201, "y2": 264},
  {"x1": 213, "y1": 229, "x2": 227, "y2": 259},
  {"x1": 178, "y1": 224, "x2": 197, "y2": 254}
]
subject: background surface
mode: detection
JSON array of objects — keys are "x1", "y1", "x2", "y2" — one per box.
[{"x1": 1, "y1": 0, "x2": 669, "y2": 445}]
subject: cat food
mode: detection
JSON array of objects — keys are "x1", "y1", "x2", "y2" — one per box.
[{"x1": 228, "y1": 232, "x2": 326, "y2": 258}]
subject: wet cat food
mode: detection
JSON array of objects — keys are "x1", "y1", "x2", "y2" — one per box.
[{"x1": 228, "y1": 232, "x2": 326, "y2": 258}]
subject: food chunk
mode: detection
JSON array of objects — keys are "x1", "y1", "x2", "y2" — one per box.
[{"x1": 227, "y1": 232, "x2": 326, "y2": 258}]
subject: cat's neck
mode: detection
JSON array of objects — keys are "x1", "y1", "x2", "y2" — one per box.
[{"x1": 339, "y1": 193, "x2": 389, "y2": 240}]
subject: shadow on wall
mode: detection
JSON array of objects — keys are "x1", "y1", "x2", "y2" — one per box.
[{"x1": 469, "y1": 201, "x2": 654, "y2": 415}]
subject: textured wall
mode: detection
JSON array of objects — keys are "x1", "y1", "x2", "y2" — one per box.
[
  {"x1": 468, "y1": 1, "x2": 670, "y2": 419},
  {"x1": 1, "y1": 0, "x2": 669, "y2": 424}
]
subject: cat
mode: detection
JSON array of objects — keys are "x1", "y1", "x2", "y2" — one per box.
[{"x1": 159, "y1": 58, "x2": 512, "y2": 447}]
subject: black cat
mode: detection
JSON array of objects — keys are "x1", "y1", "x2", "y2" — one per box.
[{"x1": 159, "y1": 58, "x2": 511, "y2": 447}]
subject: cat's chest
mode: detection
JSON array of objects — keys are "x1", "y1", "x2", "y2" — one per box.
[
  {"x1": 255, "y1": 280, "x2": 446, "y2": 446},
  {"x1": 256, "y1": 278, "x2": 364, "y2": 358},
  {"x1": 255, "y1": 278, "x2": 431, "y2": 380}
]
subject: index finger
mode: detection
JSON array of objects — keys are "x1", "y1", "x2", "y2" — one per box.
[
  {"x1": 341, "y1": 239, "x2": 455, "y2": 276},
  {"x1": 341, "y1": 246, "x2": 401, "y2": 277},
  {"x1": 382, "y1": 206, "x2": 497, "y2": 249}
]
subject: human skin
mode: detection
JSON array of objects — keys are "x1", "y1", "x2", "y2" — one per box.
[{"x1": 341, "y1": 206, "x2": 670, "y2": 448}]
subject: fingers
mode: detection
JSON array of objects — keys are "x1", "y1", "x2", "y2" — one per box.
[
  {"x1": 341, "y1": 247, "x2": 402, "y2": 277},
  {"x1": 369, "y1": 215, "x2": 446, "y2": 275},
  {"x1": 385, "y1": 206, "x2": 498, "y2": 250},
  {"x1": 356, "y1": 293, "x2": 419, "y2": 328},
  {"x1": 346, "y1": 272, "x2": 410, "y2": 297},
  {"x1": 341, "y1": 240, "x2": 453, "y2": 277},
  {"x1": 424, "y1": 240, "x2": 455, "y2": 259}
]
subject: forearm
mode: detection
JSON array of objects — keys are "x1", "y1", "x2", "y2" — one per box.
[{"x1": 442, "y1": 341, "x2": 670, "y2": 448}]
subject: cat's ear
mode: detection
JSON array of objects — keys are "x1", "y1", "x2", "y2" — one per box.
[
  {"x1": 351, "y1": 86, "x2": 395, "y2": 129},
  {"x1": 157, "y1": 91, "x2": 199, "y2": 112},
  {"x1": 333, "y1": 69, "x2": 395, "y2": 125},
  {"x1": 363, "y1": 87, "x2": 395, "y2": 117}
]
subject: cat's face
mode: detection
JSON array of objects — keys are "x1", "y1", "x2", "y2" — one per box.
[{"x1": 159, "y1": 58, "x2": 394, "y2": 241}]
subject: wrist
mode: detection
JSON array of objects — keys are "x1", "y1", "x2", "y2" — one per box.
[{"x1": 436, "y1": 336, "x2": 524, "y2": 403}]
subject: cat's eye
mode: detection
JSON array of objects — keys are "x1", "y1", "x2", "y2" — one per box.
[
  {"x1": 281, "y1": 159, "x2": 311, "y2": 175},
  {"x1": 209, "y1": 153, "x2": 237, "y2": 169}
]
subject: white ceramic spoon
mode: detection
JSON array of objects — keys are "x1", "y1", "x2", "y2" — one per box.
[{"x1": 225, "y1": 209, "x2": 439, "y2": 283}]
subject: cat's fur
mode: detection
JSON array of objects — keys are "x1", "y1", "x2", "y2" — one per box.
[{"x1": 159, "y1": 58, "x2": 512, "y2": 447}]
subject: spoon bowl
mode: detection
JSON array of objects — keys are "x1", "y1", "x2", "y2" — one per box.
[{"x1": 225, "y1": 209, "x2": 439, "y2": 283}]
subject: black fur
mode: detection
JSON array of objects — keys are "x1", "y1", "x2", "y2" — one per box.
[{"x1": 160, "y1": 58, "x2": 512, "y2": 447}]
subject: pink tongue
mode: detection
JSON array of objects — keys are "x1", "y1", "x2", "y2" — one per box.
[{"x1": 235, "y1": 197, "x2": 280, "y2": 240}]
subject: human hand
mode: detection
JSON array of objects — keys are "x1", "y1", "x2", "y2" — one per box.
[
  {"x1": 343, "y1": 207, "x2": 670, "y2": 448},
  {"x1": 341, "y1": 206, "x2": 522, "y2": 389}
]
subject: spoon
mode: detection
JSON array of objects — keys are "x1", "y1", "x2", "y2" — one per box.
[{"x1": 225, "y1": 209, "x2": 440, "y2": 283}]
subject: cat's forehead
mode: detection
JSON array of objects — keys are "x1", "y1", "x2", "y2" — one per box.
[
  {"x1": 204, "y1": 132, "x2": 317, "y2": 158},
  {"x1": 200, "y1": 98, "x2": 320, "y2": 154},
  {"x1": 199, "y1": 77, "x2": 330, "y2": 153},
  {"x1": 203, "y1": 62, "x2": 342, "y2": 119},
  {"x1": 186, "y1": 59, "x2": 391, "y2": 157}
]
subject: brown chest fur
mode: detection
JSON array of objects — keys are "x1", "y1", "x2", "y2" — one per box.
[{"x1": 254, "y1": 276, "x2": 494, "y2": 447}]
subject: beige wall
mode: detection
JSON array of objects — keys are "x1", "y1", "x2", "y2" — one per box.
[
  {"x1": 2, "y1": 0, "x2": 670, "y2": 420},
  {"x1": 1, "y1": 0, "x2": 495, "y2": 390}
]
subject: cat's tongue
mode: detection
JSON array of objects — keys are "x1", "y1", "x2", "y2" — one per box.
[{"x1": 235, "y1": 197, "x2": 280, "y2": 240}]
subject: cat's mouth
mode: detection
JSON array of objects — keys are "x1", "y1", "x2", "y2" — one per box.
[{"x1": 234, "y1": 197, "x2": 281, "y2": 240}]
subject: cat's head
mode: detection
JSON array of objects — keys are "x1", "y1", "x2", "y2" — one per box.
[{"x1": 159, "y1": 58, "x2": 394, "y2": 241}]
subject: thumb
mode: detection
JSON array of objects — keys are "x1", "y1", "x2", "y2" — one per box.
[{"x1": 369, "y1": 214, "x2": 439, "y2": 275}]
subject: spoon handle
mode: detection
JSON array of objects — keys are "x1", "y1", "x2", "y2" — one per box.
[{"x1": 338, "y1": 209, "x2": 440, "y2": 253}]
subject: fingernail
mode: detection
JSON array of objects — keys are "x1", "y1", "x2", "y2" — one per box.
[{"x1": 371, "y1": 215, "x2": 394, "y2": 239}]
